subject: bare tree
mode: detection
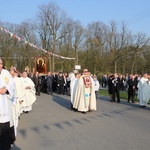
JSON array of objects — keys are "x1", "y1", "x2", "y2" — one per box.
[
  {"x1": 36, "y1": 2, "x2": 67, "y2": 72},
  {"x1": 0, "y1": 22, "x2": 21, "y2": 69},
  {"x1": 105, "y1": 21, "x2": 132, "y2": 73},
  {"x1": 129, "y1": 32, "x2": 150, "y2": 74},
  {"x1": 85, "y1": 21, "x2": 107, "y2": 73},
  {"x1": 16, "y1": 20, "x2": 38, "y2": 71}
]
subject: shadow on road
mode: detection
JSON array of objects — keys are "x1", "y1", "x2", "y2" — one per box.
[
  {"x1": 99, "y1": 95, "x2": 150, "y2": 111},
  {"x1": 11, "y1": 144, "x2": 21, "y2": 150},
  {"x1": 52, "y1": 94, "x2": 71, "y2": 110}
]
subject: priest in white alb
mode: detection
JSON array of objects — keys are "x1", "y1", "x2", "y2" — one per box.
[
  {"x1": 10, "y1": 68, "x2": 25, "y2": 136},
  {"x1": 21, "y1": 70, "x2": 36, "y2": 113},
  {"x1": 0, "y1": 58, "x2": 16, "y2": 150},
  {"x1": 70, "y1": 73, "x2": 80, "y2": 109},
  {"x1": 138, "y1": 73, "x2": 150, "y2": 107},
  {"x1": 73, "y1": 69, "x2": 96, "y2": 113}
]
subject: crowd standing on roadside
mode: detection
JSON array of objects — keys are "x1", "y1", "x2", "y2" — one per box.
[
  {"x1": 0, "y1": 56, "x2": 150, "y2": 149},
  {"x1": 106, "y1": 73, "x2": 150, "y2": 107}
]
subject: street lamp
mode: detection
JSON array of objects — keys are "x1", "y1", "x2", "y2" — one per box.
[{"x1": 72, "y1": 46, "x2": 78, "y2": 65}]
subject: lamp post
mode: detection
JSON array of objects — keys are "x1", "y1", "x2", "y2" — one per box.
[{"x1": 72, "y1": 46, "x2": 78, "y2": 65}]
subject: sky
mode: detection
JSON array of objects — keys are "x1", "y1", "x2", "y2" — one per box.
[{"x1": 0, "y1": 0, "x2": 150, "y2": 36}]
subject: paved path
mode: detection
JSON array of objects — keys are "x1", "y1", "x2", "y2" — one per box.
[{"x1": 11, "y1": 92, "x2": 150, "y2": 150}]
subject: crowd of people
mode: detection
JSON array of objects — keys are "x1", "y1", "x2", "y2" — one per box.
[
  {"x1": 0, "y1": 58, "x2": 36, "y2": 150},
  {"x1": 30, "y1": 69, "x2": 99, "y2": 114},
  {"x1": 105, "y1": 73, "x2": 150, "y2": 107},
  {"x1": 1, "y1": 56, "x2": 150, "y2": 149},
  {"x1": 0, "y1": 59, "x2": 100, "y2": 150}
]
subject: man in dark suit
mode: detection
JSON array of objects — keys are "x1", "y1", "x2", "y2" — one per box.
[
  {"x1": 57, "y1": 72, "x2": 65, "y2": 95},
  {"x1": 112, "y1": 73, "x2": 121, "y2": 103},
  {"x1": 108, "y1": 74, "x2": 114, "y2": 102},
  {"x1": 33, "y1": 71, "x2": 41, "y2": 96},
  {"x1": 52, "y1": 72, "x2": 58, "y2": 92},
  {"x1": 127, "y1": 74, "x2": 137, "y2": 103},
  {"x1": 46, "y1": 72, "x2": 53, "y2": 95}
]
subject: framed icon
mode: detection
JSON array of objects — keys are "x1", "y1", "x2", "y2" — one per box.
[{"x1": 34, "y1": 57, "x2": 48, "y2": 74}]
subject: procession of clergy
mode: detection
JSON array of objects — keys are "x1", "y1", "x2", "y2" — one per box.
[
  {"x1": 0, "y1": 56, "x2": 150, "y2": 150},
  {"x1": 0, "y1": 58, "x2": 36, "y2": 150}
]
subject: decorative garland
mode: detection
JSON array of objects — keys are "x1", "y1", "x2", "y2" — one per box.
[{"x1": 0, "y1": 25, "x2": 75, "y2": 60}]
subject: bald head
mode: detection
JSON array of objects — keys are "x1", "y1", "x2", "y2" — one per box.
[
  {"x1": 143, "y1": 73, "x2": 148, "y2": 79},
  {"x1": 83, "y1": 68, "x2": 89, "y2": 75}
]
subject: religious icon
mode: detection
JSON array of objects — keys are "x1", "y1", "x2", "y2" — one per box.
[
  {"x1": 34, "y1": 57, "x2": 48, "y2": 74},
  {"x1": 83, "y1": 76, "x2": 92, "y2": 88}
]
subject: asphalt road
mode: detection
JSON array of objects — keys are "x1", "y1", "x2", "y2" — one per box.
[{"x1": 11, "y1": 92, "x2": 150, "y2": 150}]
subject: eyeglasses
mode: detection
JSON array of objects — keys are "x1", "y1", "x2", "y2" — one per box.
[{"x1": 84, "y1": 70, "x2": 88, "y2": 72}]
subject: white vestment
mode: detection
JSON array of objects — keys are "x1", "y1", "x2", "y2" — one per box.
[
  {"x1": 67, "y1": 72, "x2": 75, "y2": 95},
  {"x1": 94, "y1": 80, "x2": 100, "y2": 91},
  {"x1": 70, "y1": 78, "x2": 79, "y2": 104},
  {"x1": 0, "y1": 69, "x2": 15, "y2": 127},
  {"x1": 21, "y1": 77, "x2": 36, "y2": 111},
  {"x1": 73, "y1": 76, "x2": 97, "y2": 112},
  {"x1": 12, "y1": 76, "x2": 25, "y2": 135},
  {"x1": 138, "y1": 77, "x2": 150, "y2": 106}
]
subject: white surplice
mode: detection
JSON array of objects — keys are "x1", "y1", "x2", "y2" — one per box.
[
  {"x1": 73, "y1": 76, "x2": 97, "y2": 112},
  {"x1": 12, "y1": 76, "x2": 25, "y2": 135},
  {"x1": 0, "y1": 69, "x2": 15, "y2": 127},
  {"x1": 138, "y1": 77, "x2": 150, "y2": 106},
  {"x1": 21, "y1": 77, "x2": 36, "y2": 112},
  {"x1": 70, "y1": 78, "x2": 79, "y2": 104}
]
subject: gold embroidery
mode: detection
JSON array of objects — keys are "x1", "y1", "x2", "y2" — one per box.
[
  {"x1": 83, "y1": 76, "x2": 92, "y2": 88},
  {"x1": 4, "y1": 77, "x2": 9, "y2": 85}
]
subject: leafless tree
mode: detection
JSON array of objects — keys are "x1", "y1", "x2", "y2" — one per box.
[
  {"x1": 85, "y1": 21, "x2": 107, "y2": 73},
  {"x1": 36, "y1": 2, "x2": 67, "y2": 72}
]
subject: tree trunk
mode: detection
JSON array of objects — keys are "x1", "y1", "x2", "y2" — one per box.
[
  {"x1": 131, "y1": 55, "x2": 136, "y2": 74},
  {"x1": 114, "y1": 61, "x2": 117, "y2": 73}
]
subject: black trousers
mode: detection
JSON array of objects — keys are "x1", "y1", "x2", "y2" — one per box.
[
  {"x1": 52, "y1": 82, "x2": 57, "y2": 92},
  {"x1": 58, "y1": 85, "x2": 64, "y2": 94},
  {"x1": 95, "y1": 91, "x2": 99, "y2": 99},
  {"x1": 0, "y1": 122, "x2": 15, "y2": 150},
  {"x1": 35, "y1": 84, "x2": 41, "y2": 95},
  {"x1": 128, "y1": 90, "x2": 135, "y2": 102},
  {"x1": 112, "y1": 87, "x2": 120, "y2": 102},
  {"x1": 47, "y1": 83, "x2": 52, "y2": 95}
]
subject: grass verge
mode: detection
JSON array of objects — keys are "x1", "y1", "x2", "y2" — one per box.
[{"x1": 98, "y1": 89, "x2": 139, "y2": 102}]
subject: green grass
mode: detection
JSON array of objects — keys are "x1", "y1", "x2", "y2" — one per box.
[{"x1": 98, "y1": 89, "x2": 139, "y2": 102}]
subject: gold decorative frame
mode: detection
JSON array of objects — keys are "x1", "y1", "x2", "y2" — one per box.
[{"x1": 34, "y1": 57, "x2": 48, "y2": 74}]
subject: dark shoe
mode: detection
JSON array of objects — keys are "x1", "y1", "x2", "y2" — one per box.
[
  {"x1": 112, "y1": 99, "x2": 116, "y2": 102},
  {"x1": 140, "y1": 105, "x2": 146, "y2": 108},
  {"x1": 74, "y1": 109, "x2": 78, "y2": 112},
  {"x1": 81, "y1": 112, "x2": 86, "y2": 114},
  {"x1": 71, "y1": 104, "x2": 73, "y2": 109},
  {"x1": 24, "y1": 111, "x2": 29, "y2": 113}
]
